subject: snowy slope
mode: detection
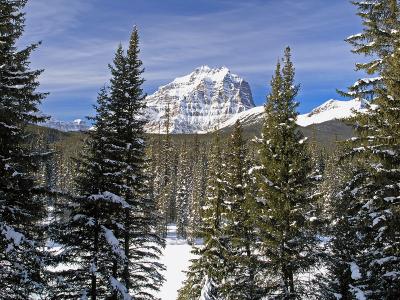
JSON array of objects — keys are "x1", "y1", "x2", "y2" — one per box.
[
  {"x1": 219, "y1": 106, "x2": 264, "y2": 129},
  {"x1": 41, "y1": 118, "x2": 90, "y2": 132},
  {"x1": 296, "y1": 98, "x2": 368, "y2": 127},
  {"x1": 219, "y1": 98, "x2": 368, "y2": 130},
  {"x1": 145, "y1": 66, "x2": 255, "y2": 133},
  {"x1": 158, "y1": 225, "x2": 196, "y2": 300}
]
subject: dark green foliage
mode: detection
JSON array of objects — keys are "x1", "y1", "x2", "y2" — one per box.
[
  {"x1": 322, "y1": 2, "x2": 400, "y2": 299},
  {"x1": 222, "y1": 121, "x2": 264, "y2": 300},
  {"x1": 253, "y1": 47, "x2": 319, "y2": 299},
  {"x1": 343, "y1": 0, "x2": 399, "y2": 100},
  {"x1": 0, "y1": 0, "x2": 49, "y2": 297},
  {"x1": 156, "y1": 104, "x2": 175, "y2": 237},
  {"x1": 317, "y1": 149, "x2": 361, "y2": 300},
  {"x1": 187, "y1": 135, "x2": 208, "y2": 244},
  {"x1": 52, "y1": 28, "x2": 164, "y2": 299},
  {"x1": 51, "y1": 88, "x2": 118, "y2": 299},
  {"x1": 176, "y1": 142, "x2": 191, "y2": 239}
]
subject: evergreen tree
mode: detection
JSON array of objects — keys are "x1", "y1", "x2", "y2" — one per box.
[
  {"x1": 156, "y1": 103, "x2": 173, "y2": 237},
  {"x1": 187, "y1": 135, "x2": 205, "y2": 244},
  {"x1": 222, "y1": 120, "x2": 264, "y2": 300},
  {"x1": 253, "y1": 47, "x2": 318, "y2": 299},
  {"x1": 106, "y1": 27, "x2": 165, "y2": 298},
  {"x1": 0, "y1": 0, "x2": 49, "y2": 297},
  {"x1": 317, "y1": 148, "x2": 361, "y2": 300},
  {"x1": 53, "y1": 28, "x2": 164, "y2": 299},
  {"x1": 168, "y1": 146, "x2": 179, "y2": 223},
  {"x1": 179, "y1": 132, "x2": 227, "y2": 299},
  {"x1": 176, "y1": 142, "x2": 190, "y2": 239},
  {"x1": 307, "y1": 129, "x2": 326, "y2": 229},
  {"x1": 344, "y1": 0, "x2": 399, "y2": 100},
  {"x1": 323, "y1": 2, "x2": 400, "y2": 298},
  {"x1": 147, "y1": 134, "x2": 163, "y2": 233},
  {"x1": 51, "y1": 88, "x2": 121, "y2": 299}
]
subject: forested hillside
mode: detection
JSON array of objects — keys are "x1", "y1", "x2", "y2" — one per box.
[{"x1": 30, "y1": 117, "x2": 349, "y2": 214}]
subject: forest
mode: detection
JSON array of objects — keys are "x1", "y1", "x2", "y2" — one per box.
[{"x1": 0, "y1": 0, "x2": 399, "y2": 299}]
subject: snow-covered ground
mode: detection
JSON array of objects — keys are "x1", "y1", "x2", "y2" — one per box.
[{"x1": 158, "y1": 224, "x2": 195, "y2": 300}]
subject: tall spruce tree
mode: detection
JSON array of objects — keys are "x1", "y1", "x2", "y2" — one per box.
[
  {"x1": 53, "y1": 28, "x2": 164, "y2": 299},
  {"x1": 51, "y1": 87, "x2": 120, "y2": 299},
  {"x1": 253, "y1": 47, "x2": 318, "y2": 299},
  {"x1": 187, "y1": 135, "x2": 205, "y2": 244},
  {"x1": 106, "y1": 27, "x2": 165, "y2": 298},
  {"x1": 0, "y1": 0, "x2": 49, "y2": 297},
  {"x1": 323, "y1": 1, "x2": 400, "y2": 298},
  {"x1": 148, "y1": 134, "x2": 163, "y2": 235},
  {"x1": 222, "y1": 120, "x2": 264, "y2": 300},
  {"x1": 156, "y1": 103, "x2": 173, "y2": 237},
  {"x1": 317, "y1": 147, "x2": 362, "y2": 300}
]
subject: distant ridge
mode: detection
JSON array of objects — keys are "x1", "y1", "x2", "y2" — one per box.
[
  {"x1": 41, "y1": 118, "x2": 90, "y2": 132},
  {"x1": 40, "y1": 67, "x2": 369, "y2": 134}
]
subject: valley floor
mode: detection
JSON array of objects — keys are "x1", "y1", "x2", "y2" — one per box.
[{"x1": 157, "y1": 224, "x2": 195, "y2": 300}]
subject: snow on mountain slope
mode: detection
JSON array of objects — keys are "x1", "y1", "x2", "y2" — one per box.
[
  {"x1": 145, "y1": 66, "x2": 255, "y2": 133},
  {"x1": 219, "y1": 106, "x2": 264, "y2": 129},
  {"x1": 41, "y1": 118, "x2": 90, "y2": 132},
  {"x1": 296, "y1": 98, "x2": 368, "y2": 127},
  {"x1": 220, "y1": 98, "x2": 368, "y2": 130}
]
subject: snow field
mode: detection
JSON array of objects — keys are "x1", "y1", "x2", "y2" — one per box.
[{"x1": 158, "y1": 224, "x2": 196, "y2": 300}]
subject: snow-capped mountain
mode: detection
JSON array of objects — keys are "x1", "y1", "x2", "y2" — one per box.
[
  {"x1": 38, "y1": 65, "x2": 369, "y2": 135},
  {"x1": 41, "y1": 118, "x2": 90, "y2": 132},
  {"x1": 40, "y1": 99, "x2": 367, "y2": 134},
  {"x1": 144, "y1": 66, "x2": 255, "y2": 133}
]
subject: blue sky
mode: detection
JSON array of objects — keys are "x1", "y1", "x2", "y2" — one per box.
[{"x1": 22, "y1": 0, "x2": 364, "y2": 120}]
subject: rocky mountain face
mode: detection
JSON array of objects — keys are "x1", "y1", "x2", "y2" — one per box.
[{"x1": 144, "y1": 66, "x2": 255, "y2": 133}]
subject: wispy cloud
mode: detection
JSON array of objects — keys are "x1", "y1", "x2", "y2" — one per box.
[
  {"x1": 23, "y1": 0, "x2": 90, "y2": 40},
  {"x1": 23, "y1": 0, "x2": 362, "y2": 119},
  {"x1": 32, "y1": 38, "x2": 119, "y2": 93}
]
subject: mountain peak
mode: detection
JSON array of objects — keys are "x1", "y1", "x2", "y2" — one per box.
[
  {"x1": 194, "y1": 65, "x2": 228, "y2": 72},
  {"x1": 171, "y1": 66, "x2": 234, "y2": 86},
  {"x1": 194, "y1": 65, "x2": 212, "y2": 72},
  {"x1": 145, "y1": 66, "x2": 254, "y2": 133}
]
